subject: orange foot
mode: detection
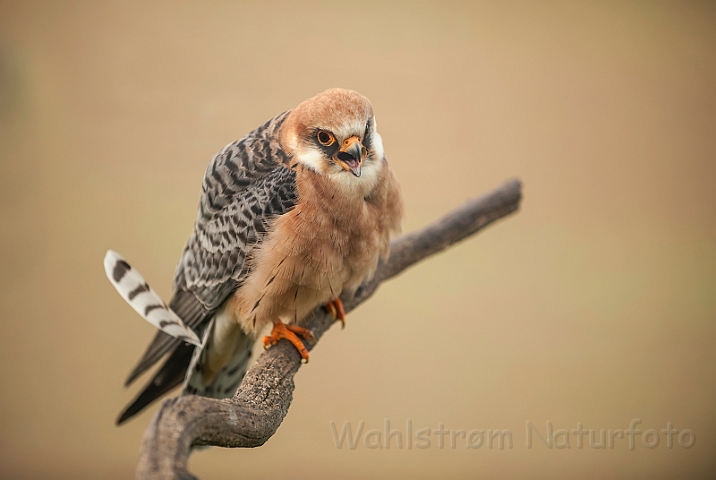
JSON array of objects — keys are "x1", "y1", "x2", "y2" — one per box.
[
  {"x1": 263, "y1": 320, "x2": 315, "y2": 363},
  {"x1": 325, "y1": 298, "x2": 346, "y2": 329}
]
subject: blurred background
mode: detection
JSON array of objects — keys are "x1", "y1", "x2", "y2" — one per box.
[{"x1": 1, "y1": 1, "x2": 715, "y2": 478}]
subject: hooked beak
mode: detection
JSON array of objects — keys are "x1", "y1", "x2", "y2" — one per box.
[{"x1": 332, "y1": 135, "x2": 366, "y2": 177}]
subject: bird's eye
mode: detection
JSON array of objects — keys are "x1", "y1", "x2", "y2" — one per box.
[{"x1": 316, "y1": 130, "x2": 335, "y2": 146}]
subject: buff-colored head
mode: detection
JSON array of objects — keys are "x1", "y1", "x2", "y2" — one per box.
[{"x1": 280, "y1": 88, "x2": 385, "y2": 188}]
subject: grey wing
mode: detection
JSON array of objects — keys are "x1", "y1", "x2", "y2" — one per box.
[
  {"x1": 178, "y1": 158, "x2": 299, "y2": 310},
  {"x1": 117, "y1": 167, "x2": 298, "y2": 425},
  {"x1": 123, "y1": 112, "x2": 296, "y2": 386}
]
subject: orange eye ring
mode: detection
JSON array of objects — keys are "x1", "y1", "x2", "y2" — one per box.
[{"x1": 316, "y1": 130, "x2": 335, "y2": 146}]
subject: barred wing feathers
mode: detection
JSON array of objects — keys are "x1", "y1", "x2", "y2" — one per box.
[
  {"x1": 124, "y1": 164, "x2": 297, "y2": 385},
  {"x1": 115, "y1": 113, "x2": 298, "y2": 423}
]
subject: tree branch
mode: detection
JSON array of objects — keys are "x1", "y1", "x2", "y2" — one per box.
[{"x1": 136, "y1": 178, "x2": 523, "y2": 479}]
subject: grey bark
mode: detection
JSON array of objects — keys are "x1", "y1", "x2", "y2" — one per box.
[{"x1": 136, "y1": 178, "x2": 523, "y2": 479}]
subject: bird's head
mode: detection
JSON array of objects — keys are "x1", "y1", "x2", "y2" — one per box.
[{"x1": 281, "y1": 88, "x2": 385, "y2": 191}]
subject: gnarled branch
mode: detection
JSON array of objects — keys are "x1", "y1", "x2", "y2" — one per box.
[{"x1": 136, "y1": 178, "x2": 523, "y2": 479}]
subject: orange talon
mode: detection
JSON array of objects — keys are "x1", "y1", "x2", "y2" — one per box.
[
  {"x1": 262, "y1": 320, "x2": 315, "y2": 363},
  {"x1": 325, "y1": 298, "x2": 346, "y2": 329}
]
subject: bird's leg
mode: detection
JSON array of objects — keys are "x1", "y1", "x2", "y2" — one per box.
[
  {"x1": 325, "y1": 298, "x2": 346, "y2": 329},
  {"x1": 262, "y1": 320, "x2": 315, "y2": 363}
]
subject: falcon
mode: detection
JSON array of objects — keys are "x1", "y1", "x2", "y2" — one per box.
[{"x1": 105, "y1": 88, "x2": 404, "y2": 424}]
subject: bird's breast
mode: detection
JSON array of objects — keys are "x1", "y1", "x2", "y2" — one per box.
[{"x1": 231, "y1": 161, "x2": 401, "y2": 333}]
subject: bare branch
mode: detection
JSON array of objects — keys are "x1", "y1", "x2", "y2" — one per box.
[{"x1": 136, "y1": 178, "x2": 522, "y2": 479}]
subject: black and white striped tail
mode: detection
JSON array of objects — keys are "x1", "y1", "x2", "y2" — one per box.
[{"x1": 103, "y1": 250, "x2": 201, "y2": 346}]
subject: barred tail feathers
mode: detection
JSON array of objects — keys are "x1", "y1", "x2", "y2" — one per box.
[
  {"x1": 103, "y1": 250, "x2": 201, "y2": 346},
  {"x1": 182, "y1": 315, "x2": 253, "y2": 399}
]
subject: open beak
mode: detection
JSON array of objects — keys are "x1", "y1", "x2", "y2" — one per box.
[{"x1": 333, "y1": 135, "x2": 366, "y2": 177}]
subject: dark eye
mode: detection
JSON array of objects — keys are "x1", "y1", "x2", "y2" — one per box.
[{"x1": 316, "y1": 130, "x2": 335, "y2": 146}]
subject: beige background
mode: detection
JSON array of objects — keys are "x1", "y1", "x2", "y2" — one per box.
[{"x1": 1, "y1": 1, "x2": 715, "y2": 478}]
